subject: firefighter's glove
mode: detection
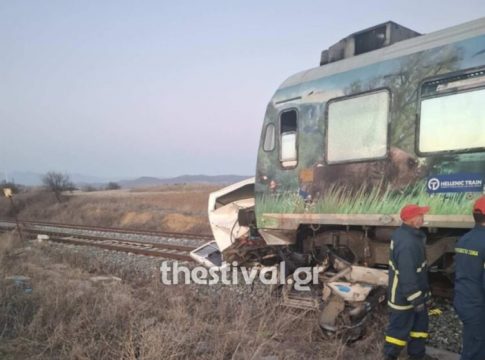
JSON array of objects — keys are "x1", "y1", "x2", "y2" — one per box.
[
  {"x1": 428, "y1": 308, "x2": 443, "y2": 316},
  {"x1": 411, "y1": 297, "x2": 426, "y2": 313}
]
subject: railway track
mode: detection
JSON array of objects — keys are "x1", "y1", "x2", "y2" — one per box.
[
  {"x1": 0, "y1": 218, "x2": 213, "y2": 240},
  {"x1": 0, "y1": 218, "x2": 455, "y2": 297},
  {"x1": 42, "y1": 236, "x2": 196, "y2": 262},
  {"x1": 0, "y1": 219, "x2": 211, "y2": 262}
]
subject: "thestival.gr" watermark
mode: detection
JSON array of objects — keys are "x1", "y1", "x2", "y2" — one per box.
[{"x1": 159, "y1": 261, "x2": 323, "y2": 291}]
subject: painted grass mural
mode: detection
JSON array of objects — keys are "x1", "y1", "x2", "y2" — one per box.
[{"x1": 256, "y1": 181, "x2": 474, "y2": 223}]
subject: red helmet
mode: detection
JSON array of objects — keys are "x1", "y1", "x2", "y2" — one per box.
[
  {"x1": 400, "y1": 204, "x2": 430, "y2": 221},
  {"x1": 473, "y1": 196, "x2": 485, "y2": 214}
]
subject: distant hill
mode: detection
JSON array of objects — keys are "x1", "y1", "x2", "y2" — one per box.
[
  {"x1": 5, "y1": 171, "x2": 250, "y2": 188},
  {"x1": 5, "y1": 172, "x2": 111, "y2": 187},
  {"x1": 118, "y1": 175, "x2": 250, "y2": 188}
]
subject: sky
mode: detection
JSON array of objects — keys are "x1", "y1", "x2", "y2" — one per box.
[{"x1": 1, "y1": 1, "x2": 484, "y2": 180}]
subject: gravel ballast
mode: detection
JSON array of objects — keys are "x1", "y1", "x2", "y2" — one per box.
[{"x1": 36, "y1": 237, "x2": 464, "y2": 356}]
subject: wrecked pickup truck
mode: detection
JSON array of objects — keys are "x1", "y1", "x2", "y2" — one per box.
[{"x1": 190, "y1": 178, "x2": 389, "y2": 336}]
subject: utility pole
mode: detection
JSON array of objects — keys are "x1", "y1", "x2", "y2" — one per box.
[{"x1": 2, "y1": 188, "x2": 24, "y2": 241}]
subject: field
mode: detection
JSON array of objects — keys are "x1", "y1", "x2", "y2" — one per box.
[
  {"x1": 0, "y1": 184, "x2": 387, "y2": 359},
  {"x1": 0, "y1": 234, "x2": 387, "y2": 360},
  {"x1": 0, "y1": 184, "x2": 218, "y2": 234}
]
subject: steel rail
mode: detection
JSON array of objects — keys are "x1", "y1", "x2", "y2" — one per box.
[
  {"x1": 21, "y1": 227, "x2": 196, "y2": 252},
  {"x1": 0, "y1": 218, "x2": 213, "y2": 240},
  {"x1": 45, "y1": 235, "x2": 195, "y2": 262},
  {"x1": 0, "y1": 219, "x2": 204, "y2": 262}
]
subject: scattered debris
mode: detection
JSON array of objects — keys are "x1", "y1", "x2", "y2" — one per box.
[
  {"x1": 89, "y1": 275, "x2": 122, "y2": 284},
  {"x1": 37, "y1": 234, "x2": 49, "y2": 242},
  {"x1": 5, "y1": 275, "x2": 32, "y2": 293}
]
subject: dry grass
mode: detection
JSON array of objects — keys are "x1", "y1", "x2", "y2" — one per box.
[
  {"x1": 0, "y1": 232, "x2": 387, "y2": 360},
  {"x1": 0, "y1": 184, "x2": 218, "y2": 234},
  {"x1": 0, "y1": 183, "x2": 387, "y2": 359}
]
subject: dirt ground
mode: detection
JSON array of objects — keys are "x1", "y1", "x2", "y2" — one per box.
[{"x1": 0, "y1": 232, "x2": 387, "y2": 360}]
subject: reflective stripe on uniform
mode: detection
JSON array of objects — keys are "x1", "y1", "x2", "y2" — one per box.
[
  {"x1": 387, "y1": 301, "x2": 413, "y2": 310},
  {"x1": 410, "y1": 331, "x2": 428, "y2": 339},
  {"x1": 455, "y1": 247, "x2": 479, "y2": 256},
  {"x1": 389, "y1": 259, "x2": 399, "y2": 304},
  {"x1": 385, "y1": 336, "x2": 407, "y2": 346},
  {"x1": 407, "y1": 290, "x2": 422, "y2": 302},
  {"x1": 389, "y1": 260, "x2": 399, "y2": 302},
  {"x1": 417, "y1": 260, "x2": 427, "y2": 273},
  {"x1": 388, "y1": 260, "x2": 399, "y2": 273},
  {"x1": 391, "y1": 272, "x2": 398, "y2": 303}
]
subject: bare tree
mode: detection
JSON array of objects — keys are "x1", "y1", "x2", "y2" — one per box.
[{"x1": 42, "y1": 172, "x2": 75, "y2": 202}]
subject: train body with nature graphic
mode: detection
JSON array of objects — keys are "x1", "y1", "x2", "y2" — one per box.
[{"x1": 191, "y1": 18, "x2": 485, "y2": 332}]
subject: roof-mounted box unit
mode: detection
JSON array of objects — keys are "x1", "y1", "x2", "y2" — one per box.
[{"x1": 320, "y1": 21, "x2": 421, "y2": 66}]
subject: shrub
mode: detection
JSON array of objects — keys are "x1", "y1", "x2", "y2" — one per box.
[
  {"x1": 82, "y1": 185, "x2": 98, "y2": 192},
  {"x1": 106, "y1": 182, "x2": 121, "y2": 190}
]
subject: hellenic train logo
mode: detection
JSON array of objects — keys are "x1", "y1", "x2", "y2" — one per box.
[
  {"x1": 427, "y1": 173, "x2": 484, "y2": 194},
  {"x1": 427, "y1": 178, "x2": 440, "y2": 191}
]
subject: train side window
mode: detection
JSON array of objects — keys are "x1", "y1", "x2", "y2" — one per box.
[
  {"x1": 419, "y1": 70, "x2": 485, "y2": 154},
  {"x1": 327, "y1": 90, "x2": 389, "y2": 163},
  {"x1": 263, "y1": 123, "x2": 275, "y2": 151},
  {"x1": 280, "y1": 110, "x2": 298, "y2": 168}
]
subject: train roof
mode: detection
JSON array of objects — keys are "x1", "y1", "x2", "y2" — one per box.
[{"x1": 278, "y1": 17, "x2": 485, "y2": 91}]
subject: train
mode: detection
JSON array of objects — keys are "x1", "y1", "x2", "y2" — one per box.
[{"x1": 191, "y1": 17, "x2": 485, "y2": 334}]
